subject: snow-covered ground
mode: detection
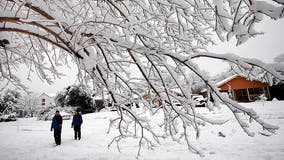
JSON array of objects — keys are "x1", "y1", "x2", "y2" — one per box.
[{"x1": 0, "y1": 101, "x2": 284, "y2": 160}]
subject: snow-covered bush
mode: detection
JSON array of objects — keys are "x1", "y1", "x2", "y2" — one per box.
[
  {"x1": 0, "y1": 113, "x2": 16, "y2": 122},
  {"x1": 0, "y1": 89, "x2": 21, "y2": 115},
  {"x1": 37, "y1": 106, "x2": 74, "y2": 121},
  {"x1": 1, "y1": 0, "x2": 284, "y2": 157}
]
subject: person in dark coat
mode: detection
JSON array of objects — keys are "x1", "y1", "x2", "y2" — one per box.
[
  {"x1": 71, "y1": 110, "x2": 83, "y2": 140},
  {"x1": 50, "y1": 110, "x2": 63, "y2": 145}
]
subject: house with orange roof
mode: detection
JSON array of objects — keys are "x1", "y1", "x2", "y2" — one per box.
[{"x1": 216, "y1": 75, "x2": 271, "y2": 102}]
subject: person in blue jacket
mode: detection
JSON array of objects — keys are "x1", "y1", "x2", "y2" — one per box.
[
  {"x1": 51, "y1": 110, "x2": 63, "y2": 145},
  {"x1": 71, "y1": 110, "x2": 83, "y2": 140}
]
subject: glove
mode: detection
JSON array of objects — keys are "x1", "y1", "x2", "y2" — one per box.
[
  {"x1": 50, "y1": 128, "x2": 53, "y2": 131},
  {"x1": 71, "y1": 125, "x2": 73, "y2": 128}
]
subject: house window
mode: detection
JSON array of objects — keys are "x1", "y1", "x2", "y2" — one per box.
[
  {"x1": 248, "y1": 88, "x2": 254, "y2": 94},
  {"x1": 248, "y1": 88, "x2": 264, "y2": 101},
  {"x1": 241, "y1": 89, "x2": 247, "y2": 96},
  {"x1": 42, "y1": 99, "x2": 46, "y2": 106},
  {"x1": 248, "y1": 88, "x2": 262, "y2": 95}
]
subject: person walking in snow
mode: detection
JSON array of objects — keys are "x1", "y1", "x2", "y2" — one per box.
[
  {"x1": 50, "y1": 110, "x2": 63, "y2": 145},
  {"x1": 71, "y1": 110, "x2": 83, "y2": 140}
]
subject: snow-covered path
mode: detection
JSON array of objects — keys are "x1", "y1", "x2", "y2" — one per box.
[{"x1": 0, "y1": 101, "x2": 284, "y2": 160}]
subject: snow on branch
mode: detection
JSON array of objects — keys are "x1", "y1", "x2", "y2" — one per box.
[{"x1": 190, "y1": 52, "x2": 284, "y2": 83}]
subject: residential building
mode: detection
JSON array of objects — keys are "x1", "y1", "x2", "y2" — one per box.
[
  {"x1": 37, "y1": 93, "x2": 55, "y2": 108},
  {"x1": 216, "y1": 75, "x2": 271, "y2": 102}
]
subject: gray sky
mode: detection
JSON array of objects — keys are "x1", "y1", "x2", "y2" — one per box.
[
  {"x1": 11, "y1": 18, "x2": 284, "y2": 95},
  {"x1": 16, "y1": 62, "x2": 78, "y2": 95},
  {"x1": 196, "y1": 18, "x2": 284, "y2": 75}
]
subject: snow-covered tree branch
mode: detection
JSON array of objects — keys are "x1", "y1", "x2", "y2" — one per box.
[{"x1": 1, "y1": 0, "x2": 284, "y2": 157}]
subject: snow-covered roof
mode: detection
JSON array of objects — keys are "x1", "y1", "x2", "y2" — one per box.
[
  {"x1": 93, "y1": 95, "x2": 110, "y2": 100},
  {"x1": 39, "y1": 93, "x2": 56, "y2": 98},
  {"x1": 216, "y1": 74, "x2": 241, "y2": 87},
  {"x1": 216, "y1": 74, "x2": 264, "y2": 87},
  {"x1": 46, "y1": 93, "x2": 56, "y2": 97},
  {"x1": 170, "y1": 88, "x2": 182, "y2": 94},
  {"x1": 200, "y1": 74, "x2": 265, "y2": 92}
]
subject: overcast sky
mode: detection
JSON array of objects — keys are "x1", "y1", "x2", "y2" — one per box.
[
  {"x1": 196, "y1": 18, "x2": 284, "y2": 75},
  {"x1": 8, "y1": 18, "x2": 284, "y2": 95}
]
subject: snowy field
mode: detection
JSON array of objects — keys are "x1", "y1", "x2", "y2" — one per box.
[{"x1": 0, "y1": 101, "x2": 284, "y2": 160}]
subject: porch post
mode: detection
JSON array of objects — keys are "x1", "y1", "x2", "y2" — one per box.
[
  {"x1": 247, "y1": 88, "x2": 251, "y2": 101},
  {"x1": 266, "y1": 86, "x2": 271, "y2": 99},
  {"x1": 232, "y1": 89, "x2": 236, "y2": 100}
]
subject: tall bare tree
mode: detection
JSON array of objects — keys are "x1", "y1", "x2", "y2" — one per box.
[{"x1": 1, "y1": 0, "x2": 284, "y2": 156}]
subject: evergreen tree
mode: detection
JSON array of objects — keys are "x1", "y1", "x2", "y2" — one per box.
[
  {"x1": 0, "y1": 89, "x2": 21, "y2": 114},
  {"x1": 55, "y1": 85, "x2": 94, "y2": 113}
]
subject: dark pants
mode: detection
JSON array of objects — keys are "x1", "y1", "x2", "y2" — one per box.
[
  {"x1": 54, "y1": 130, "x2": 61, "y2": 145},
  {"x1": 74, "y1": 125, "x2": 81, "y2": 140}
]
